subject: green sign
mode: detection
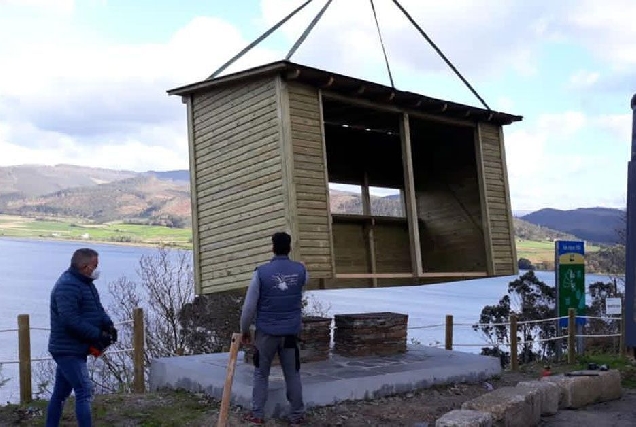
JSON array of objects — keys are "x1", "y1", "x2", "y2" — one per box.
[{"x1": 555, "y1": 240, "x2": 586, "y2": 327}]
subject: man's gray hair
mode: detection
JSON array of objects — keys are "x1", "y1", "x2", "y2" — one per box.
[{"x1": 70, "y1": 248, "x2": 99, "y2": 269}]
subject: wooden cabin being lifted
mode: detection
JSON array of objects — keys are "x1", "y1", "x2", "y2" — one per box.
[{"x1": 168, "y1": 60, "x2": 523, "y2": 295}]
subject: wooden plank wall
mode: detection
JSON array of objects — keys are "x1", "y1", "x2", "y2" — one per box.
[
  {"x1": 415, "y1": 170, "x2": 486, "y2": 272},
  {"x1": 286, "y1": 82, "x2": 335, "y2": 278},
  {"x1": 478, "y1": 123, "x2": 517, "y2": 275},
  {"x1": 191, "y1": 77, "x2": 286, "y2": 293},
  {"x1": 374, "y1": 222, "x2": 412, "y2": 273}
]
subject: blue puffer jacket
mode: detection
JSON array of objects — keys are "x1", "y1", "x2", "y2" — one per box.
[{"x1": 48, "y1": 267, "x2": 113, "y2": 357}]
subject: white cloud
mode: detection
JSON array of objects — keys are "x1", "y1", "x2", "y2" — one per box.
[
  {"x1": 504, "y1": 111, "x2": 628, "y2": 211},
  {"x1": 569, "y1": 70, "x2": 600, "y2": 88},
  {"x1": 259, "y1": 0, "x2": 551, "y2": 86},
  {"x1": 593, "y1": 114, "x2": 632, "y2": 144},
  {"x1": 559, "y1": 0, "x2": 636, "y2": 70},
  {"x1": 0, "y1": 8, "x2": 280, "y2": 171}
]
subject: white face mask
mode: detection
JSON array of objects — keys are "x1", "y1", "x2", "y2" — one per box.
[{"x1": 90, "y1": 269, "x2": 101, "y2": 280}]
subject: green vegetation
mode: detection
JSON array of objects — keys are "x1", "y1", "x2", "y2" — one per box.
[
  {"x1": 516, "y1": 239, "x2": 601, "y2": 266},
  {"x1": 0, "y1": 215, "x2": 192, "y2": 248},
  {"x1": 0, "y1": 391, "x2": 217, "y2": 426}
]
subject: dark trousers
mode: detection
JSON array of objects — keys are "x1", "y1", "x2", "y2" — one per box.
[{"x1": 251, "y1": 331, "x2": 304, "y2": 421}]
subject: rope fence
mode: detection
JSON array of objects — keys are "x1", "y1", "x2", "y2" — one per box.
[
  {"x1": 0, "y1": 306, "x2": 626, "y2": 404},
  {"x1": 0, "y1": 308, "x2": 146, "y2": 405}
]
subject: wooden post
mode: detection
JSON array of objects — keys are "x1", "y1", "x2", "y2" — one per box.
[
  {"x1": 217, "y1": 332, "x2": 242, "y2": 427},
  {"x1": 445, "y1": 315, "x2": 453, "y2": 350},
  {"x1": 133, "y1": 307, "x2": 145, "y2": 393},
  {"x1": 362, "y1": 172, "x2": 378, "y2": 288},
  {"x1": 510, "y1": 314, "x2": 518, "y2": 372},
  {"x1": 568, "y1": 308, "x2": 576, "y2": 364},
  {"x1": 17, "y1": 314, "x2": 32, "y2": 405},
  {"x1": 399, "y1": 113, "x2": 424, "y2": 277}
]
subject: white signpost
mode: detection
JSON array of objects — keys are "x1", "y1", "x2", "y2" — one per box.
[{"x1": 606, "y1": 297, "x2": 622, "y2": 316}]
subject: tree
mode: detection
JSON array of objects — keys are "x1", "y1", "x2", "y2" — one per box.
[
  {"x1": 518, "y1": 257, "x2": 534, "y2": 270},
  {"x1": 473, "y1": 270, "x2": 561, "y2": 367}
]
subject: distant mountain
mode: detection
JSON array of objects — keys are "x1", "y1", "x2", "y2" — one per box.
[
  {"x1": 521, "y1": 207, "x2": 624, "y2": 245},
  {"x1": 0, "y1": 164, "x2": 137, "y2": 201},
  {"x1": 0, "y1": 165, "x2": 626, "y2": 245},
  {"x1": 0, "y1": 175, "x2": 191, "y2": 227},
  {"x1": 145, "y1": 169, "x2": 190, "y2": 183},
  {"x1": 329, "y1": 190, "x2": 404, "y2": 217},
  {"x1": 513, "y1": 217, "x2": 580, "y2": 242}
]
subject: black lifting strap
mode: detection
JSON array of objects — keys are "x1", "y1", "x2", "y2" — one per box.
[
  {"x1": 390, "y1": 0, "x2": 491, "y2": 111},
  {"x1": 370, "y1": 0, "x2": 395, "y2": 88},
  {"x1": 286, "y1": 0, "x2": 334, "y2": 60},
  {"x1": 209, "y1": 0, "x2": 315, "y2": 79}
]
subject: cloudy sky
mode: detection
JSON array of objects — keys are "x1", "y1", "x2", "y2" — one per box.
[{"x1": 0, "y1": 0, "x2": 634, "y2": 212}]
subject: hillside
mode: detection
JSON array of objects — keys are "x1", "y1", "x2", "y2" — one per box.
[
  {"x1": 0, "y1": 175, "x2": 191, "y2": 227},
  {"x1": 521, "y1": 207, "x2": 624, "y2": 244},
  {"x1": 0, "y1": 165, "x2": 625, "y2": 251},
  {"x1": 513, "y1": 217, "x2": 579, "y2": 242},
  {"x1": 0, "y1": 164, "x2": 137, "y2": 201}
]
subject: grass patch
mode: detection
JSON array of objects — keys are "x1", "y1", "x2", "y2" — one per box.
[
  {"x1": 515, "y1": 239, "x2": 601, "y2": 264},
  {"x1": 0, "y1": 391, "x2": 218, "y2": 426},
  {"x1": 0, "y1": 215, "x2": 192, "y2": 249},
  {"x1": 516, "y1": 353, "x2": 636, "y2": 389}
]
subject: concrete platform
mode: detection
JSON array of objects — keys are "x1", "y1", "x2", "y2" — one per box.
[{"x1": 149, "y1": 344, "x2": 501, "y2": 418}]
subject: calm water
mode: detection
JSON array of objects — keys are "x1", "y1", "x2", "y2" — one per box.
[{"x1": 0, "y1": 237, "x2": 614, "y2": 404}]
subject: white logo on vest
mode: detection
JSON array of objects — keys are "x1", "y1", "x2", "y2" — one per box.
[{"x1": 273, "y1": 273, "x2": 299, "y2": 291}]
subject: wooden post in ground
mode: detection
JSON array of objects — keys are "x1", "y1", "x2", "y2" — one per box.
[
  {"x1": 445, "y1": 315, "x2": 453, "y2": 350},
  {"x1": 510, "y1": 314, "x2": 518, "y2": 372},
  {"x1": 18, "y1": 314, "x2": 32, "y2": 405},
  {"x1": 133, "y1": 307, "x2": 145, "y2": 393},
  {"x1": 217, "y1": 332, "x2": 242, "y2": 427},
  {"x1": 568, "y1": 308, "x2": 576, "y2": 364}
]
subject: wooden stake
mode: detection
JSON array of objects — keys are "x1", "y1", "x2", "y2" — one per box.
[
  {"x1": 217, "y1": 332, "x2": 242, "y2": 427},
  {"x1": 568, "y1": 308, "x2": 576, "y2": 364},
  {"x1": 133, "y1": 307, "x2": 145, "y2": 393},
  {"x1": 18, "y1": 314, "x2": 31, "y2": 405},
  {"x1": 445, "y1": 315, "x2": 453, "y2": 350}
]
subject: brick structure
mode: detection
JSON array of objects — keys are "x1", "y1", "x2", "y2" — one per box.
[
  {"x1": 299, "y1": 316, "x2": 332, "y2": 362},
  {"x1": 243, "y1": 316, "x2": 332, "y2": 365},
  {"x1": 333, "y1": 312, "x2": 408, "y2": 357}
]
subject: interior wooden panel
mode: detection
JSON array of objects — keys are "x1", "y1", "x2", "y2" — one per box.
[
  {"x1": 192, "y1": 77, "x2": 286, "y2": 293},
  {"x1": 410, "y1": 118, "x2": 487, "y2": 272},
  {"x1": 374, "y1": 221, "x2": 412, "y2": 273},
  {"x1": 287, "y1": 82, "x2": 334, "y2": 277},
  {"x1": 479, "y1": 123, "x2": 517, "y2": 275}
]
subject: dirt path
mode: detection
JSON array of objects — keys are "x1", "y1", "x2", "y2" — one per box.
[
  {"x1": 2, "y1": 369, "x2": 632, "y2": 426},
  {"x1": 540, "y1": 390, "x2": 636, "y2": 427}
]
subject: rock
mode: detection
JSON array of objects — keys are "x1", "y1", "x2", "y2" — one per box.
[
  {"x1": 540, "y1": 370, "x2": 622, "y2": 409},
  {"x1": 516, "y1": 380, "x2": 560, "y2": 415},
  {"x1": 461, "y1": 386, "x2": 540, "y2": 427},
  {"x1": 436, "y1": 410, "x2": 492, "y2": 427}
]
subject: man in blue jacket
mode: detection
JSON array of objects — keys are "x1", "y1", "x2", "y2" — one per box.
[
  {"x1": 45, "y1": 248, "x2": 117, "y2": 427},
  {"x1": 240, "y1": 232, "x2": 308, "y2": 426}
]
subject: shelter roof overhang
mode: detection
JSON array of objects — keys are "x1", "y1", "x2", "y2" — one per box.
[{"x1": 167, "y1": 60, "x2": 523, "y2": 126}]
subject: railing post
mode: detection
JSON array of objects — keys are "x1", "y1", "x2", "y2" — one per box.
[
  {"x1": 445, "y1": 314, "x2": 453, "y2": 350},
  {"x1": 510, "y1": 314, "x2": 518, "y2": 371},
  {"x1": 17, "y1": 314, "x2": 32, "y2": 405},
  {"x1": 133, "y1": 307, "x2": 145, "y2": 393},
  {"x1": 568, "y1": 308, "x2": 576, "y2": 364}
]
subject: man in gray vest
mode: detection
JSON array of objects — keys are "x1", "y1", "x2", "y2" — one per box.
[{"x1": 240, "y1": 232, "x2": 308, "y2": 426}]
